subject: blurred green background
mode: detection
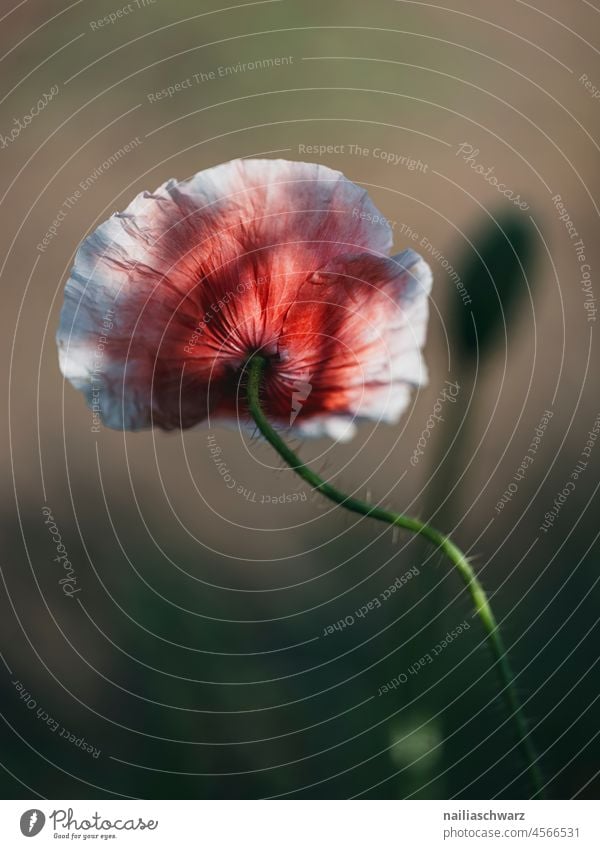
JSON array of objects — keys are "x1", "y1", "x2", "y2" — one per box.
[{"x1": 1, "y1": 0, "x2": 599, "y2": 799}]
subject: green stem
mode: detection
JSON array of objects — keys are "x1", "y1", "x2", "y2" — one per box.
[{"x1": 246, "y1": 354, "x2": 543, "y2": 797}]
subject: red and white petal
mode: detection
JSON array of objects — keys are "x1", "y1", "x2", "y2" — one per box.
[
  {"x1": 291, "y1": 416, "x2": 358, "y2": 443},
  {"x1": 271, "y1": 249, "x2": 432, "y2": 430},
  {"x1": 57, "y1": 159, "x2": 393, "y2": 431}
]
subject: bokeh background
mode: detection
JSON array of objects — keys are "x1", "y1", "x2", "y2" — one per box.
[{"x1": 1, "y1": 0, "x2": 599, "y2": 799}]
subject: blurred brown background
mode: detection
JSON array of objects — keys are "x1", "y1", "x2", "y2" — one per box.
[{"x1": 1, "y1": 0, "x2": 599, "y2": 799}]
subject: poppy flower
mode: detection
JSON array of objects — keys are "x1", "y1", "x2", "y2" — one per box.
[
  {"x1": 57, "y1": 158, "x2": 432, "y2": 440},
  {"x1": 55, "y1": 160, "x2": 543, "y2": 790}
]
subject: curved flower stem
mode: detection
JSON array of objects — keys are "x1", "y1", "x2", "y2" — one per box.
[{"x1": 246, "y1": 354, "x2": 543, "y2": 797}]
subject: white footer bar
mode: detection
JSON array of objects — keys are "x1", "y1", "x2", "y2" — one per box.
[{"x1": 0, "y1": 800, "x2": 597, "y2": 848}]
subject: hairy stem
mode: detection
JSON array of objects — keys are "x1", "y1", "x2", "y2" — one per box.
[{"x1": 246, "y1": 354, "x2": 543, "y2": 797}]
